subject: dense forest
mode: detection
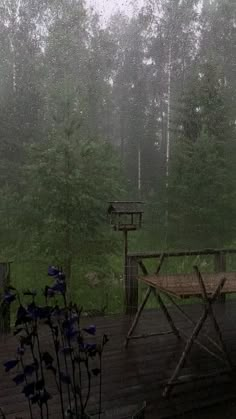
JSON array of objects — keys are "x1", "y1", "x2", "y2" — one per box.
[{"x1": 0, "y1": 0, "x2": 235, "y2": 306}]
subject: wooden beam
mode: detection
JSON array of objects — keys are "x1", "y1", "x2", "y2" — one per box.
[
  {"x1": 0, "y1": 262, "x2": 11, "y2": 334},
  {"x1": 214, "y1": 252, "x2": 226, "y2": 303},
  {"x1": 125, "y1": 287, "x2": 152, "y2": 347},
  {"x1": 125, "y1": 255, "x2": 139, "y2": 315},
  {"x1": 128, "y1": 248, "x2": 236, "y2": 259}
]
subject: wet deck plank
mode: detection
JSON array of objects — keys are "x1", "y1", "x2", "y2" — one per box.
[{"x1": 1, "y1": 301, "x2": 236, "y2": 418}]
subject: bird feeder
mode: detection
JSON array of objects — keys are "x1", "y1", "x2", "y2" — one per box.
[
  {"x1": 107, "y1": 201, "x2": 143, "y2": 232},
  {"x1": 107, "y1": 201, "x2": 144, "y2": 314}
]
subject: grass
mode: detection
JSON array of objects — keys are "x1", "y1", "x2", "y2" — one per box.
[{"x1": 7, "y1": 238, "x2": 236, "y2": 320}]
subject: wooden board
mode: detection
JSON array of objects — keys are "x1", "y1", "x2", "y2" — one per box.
[
  {"x1": 141, "y1": 272, "x2": 236, "y2": 298},
  {"x1": 1, "y1": 303, "x2": 236, "y2": 418}
]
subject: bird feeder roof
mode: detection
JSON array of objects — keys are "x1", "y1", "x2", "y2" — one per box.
[{"x1": 107, "y1": 201, "x2": 144, "y2": 215}]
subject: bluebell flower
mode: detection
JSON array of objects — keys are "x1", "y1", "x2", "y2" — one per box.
[
  {"x1": 51, "y1": 281, "x2": 66, "y2": 295},
  {"x1": 13, "y1": 373, "x2": 25, "y2": 385},
  {"x1": 3, "y1": 291, "x2": 16, "y2": 304},
  {"x1": 64, "y1": 326, "x2": 78, "y2": 340},
  {"x1": 39, "y1": 390, "x2": 51, "y2": 406},
  {"x1": 15, "y1": 305, "x2": 29, "y2": 326},
  {"x1": 42, "y1": 352, "x2": 54, "y2": 367},
  {"x1": 48, "y1": 266, "x2": 60, "y2": 277},
  {"x1": 47, "y1": 288, "x2": 55, "y2": 298},
  {"x1": 37, "y1": 306, "x2": 52, "y2": 319},
  {"x1": 3, "y1": 359, "x2": 19, "y2": 372},
  {"x1": 60, "y1": 347, "x2": 73, "y2": 355},
  {"x1": 24, "y1": 361, "x2": 38, "y2": 376},
  {"x1": 22, "y1": 382, "x2": 35, "y2": 398},
  {"x1": 30, "y1": 393, "x2": 40, "y2": 405},
  {"x1": 63, "y1": 317, "x2": 77, "y2": 329},
  {"x1": 27, "y1": 302, "x2": 38, "y2": 319},
  {"x1": 83, "y1": 325, "x2": 96, "y2": 336},
  {"x1": 15, "y1": 305, "x2": 34, "y2": 326},
  {"x1": 80, "y1": 343, "x2": 97, "y2": 353},
  {"x1": 60, "y1": 372, "x2": 71, "y2": 385},
  {"x1": 91, "y1": 368, "x2": 101, "y2": 376},
  {"x1": 35, "y1": 379, "x2": 45, "y2": 391},
  {"x1": 58, "y1": 271, "x2": 66, "y2": 281}
]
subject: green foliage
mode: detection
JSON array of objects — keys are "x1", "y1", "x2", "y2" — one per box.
[
  {"x1": 168, "y1": 64, "x2": 236, "y2": 248},
  {"x1": 0, "y1": 0, "x2": 236, "y2": 313},
  {"x1": 18, "y1": 116, "x2": 123, "y2": 270}
]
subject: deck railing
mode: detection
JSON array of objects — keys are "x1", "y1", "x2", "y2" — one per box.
[{"x1": 0, "y1": 262, "x2": 11, "y2": 333}]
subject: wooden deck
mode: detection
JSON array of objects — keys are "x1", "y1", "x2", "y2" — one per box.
[{"x1": 2, "y1": 301, "x2": 236, "y2": 418}]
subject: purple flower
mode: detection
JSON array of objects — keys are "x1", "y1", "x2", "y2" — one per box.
[
  {"x1": 30, "y1": 393, "x2": 40, "y2": 405},
  {"x1": 42, "y1": 352, "x2": 54, "y2": 367},
  {"x1": 64, "y1": 326, "x2": 78, "y2": 340},
  {"x1": 58, "y1": 271, "x2": 66, "y2": 281},
  {"x1": 37, "y1": 306, "x2": 52, "y2": 319},
  {"x1": 39, "y1": 390, "x2": 51, "y2": 406},
  {"x1": 36, "y1": 379, "x2": 45, "y2": 391},
  {"x1": 22, "y1": 382, "x2": 35, "y2": 398},
  {"x1": 83, "y1": 325, "x2": 96, "y2": 336},
  {"x1": 92, "y1": 368, "x2": 101, "y2": 376},
  {"x1": 3, "y1": 292, "x2": 16, "y2": 304},
  {"x1": 59, "y1": 372, "x2": 71, "y2": 384},
  {"x1": 15, "y1": 305, "x2": 30, "y2": 326},
  {"x1": 26, "y1": 302, "x2": 38, "y2": 319},
  {"x1": 60, "y1": 347, "x2": 73, "y2": 355},
  {"x1": 3, "y1": 359, "x2": 19, "y2": 372},
  {"x1": 48, "y1": 266, "x2": 60, "y2": 277},
  {"x1": 51, "y1": 281, "x2": 66, "y2": 295},
  {"x1": 13, "y1": 373, "x2": 25, "y2": 385},
  {"x1": 80, "y1": 343, "x2": 97, "y2": 353},
  {"x1": 24, "y1": 361, "x2": 38, "y2": 376}
]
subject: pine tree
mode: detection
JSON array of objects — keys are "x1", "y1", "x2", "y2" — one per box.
[{"x1": 169, "y1": 63, "x2": 235, "y2": 248}]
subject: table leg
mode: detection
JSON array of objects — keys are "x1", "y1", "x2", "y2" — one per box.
[
  {"x1": 153, "y1": 290, "x2": 181, "y2": 340},
  {"x1": 163, "y1": 308, "x2": 208, "y2": 397},
  {"x1": 125, "y1": 287, "x2": 152, "y2": 348}
]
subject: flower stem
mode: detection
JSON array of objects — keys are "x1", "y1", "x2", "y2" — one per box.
[
  {"x1": 99, "y1": 354, "x2": 102, "y2": 419},
  {"x1": 51, "y1": 328, "x2": 65, "y2": 419},
  {"x1": 35, "y1": 325, "x2": 49, "y2": 419},
  {"x1": 20, "y1": 356, "x2": 33, "y2": 419},
  {"x1": 61, "y1": 333, "x2": 72, "y2": 414},
  {"x1": 83, "y1": 356, "x2": 91, "y2": 411}
]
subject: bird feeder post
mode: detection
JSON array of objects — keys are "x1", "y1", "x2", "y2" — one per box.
[{"x1": 107, "y1": 201, "x2": 144, "y2": 315}]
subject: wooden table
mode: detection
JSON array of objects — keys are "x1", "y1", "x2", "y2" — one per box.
[{"x1": 125, "y1": 264, "x2": 236, "y2": 397}]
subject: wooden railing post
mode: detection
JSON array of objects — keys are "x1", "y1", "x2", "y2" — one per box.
[
  {"x1": 125, "y1": 256, "x2": 138, "y2": 315},
  {"x1": 0, "y1": 262, "x2": 11, "y2": 333},
  {"x1": 214, "y1": 252, "x2": 226, "y2": 303}
]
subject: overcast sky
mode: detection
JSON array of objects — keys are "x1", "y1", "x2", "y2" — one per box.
[{"x1": 87, "y1": 0, "x2": 143, "y2": 24}]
